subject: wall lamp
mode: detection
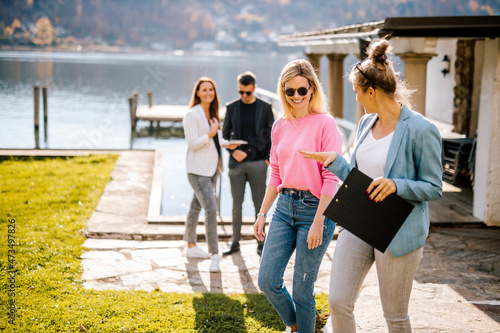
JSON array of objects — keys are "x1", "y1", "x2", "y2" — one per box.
[{"x1": 441, "y1": 55, "x2": 451, "y2": 77}]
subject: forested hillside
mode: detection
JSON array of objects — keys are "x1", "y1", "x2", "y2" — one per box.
[{"x1": 0, "y1": 0, "x2": 497, "y2": 51}]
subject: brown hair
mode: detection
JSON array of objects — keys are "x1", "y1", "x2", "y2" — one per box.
[
  {"x1": 188, "y1": 77, "x2": 220, "y2": 120},
  {"x1": 349, "y1": 38, "x2": 414, "y2": 108},
  {"x1": 277, "y1": 59, "x2": 328, "y2": 119},
  {"x1": 237, "y1": 71, "x2": 256, "y2": 86}
]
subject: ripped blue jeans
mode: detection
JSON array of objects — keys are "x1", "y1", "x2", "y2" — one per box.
[{"x1": 258, "y1": 188, "x2": 335, "y2": 333}]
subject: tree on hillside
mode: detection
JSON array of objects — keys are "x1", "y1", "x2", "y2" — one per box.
[
  {"x1": 3, "y1": 18, "x2": 22, "y2": 38},
  {"x1": 0, "y1": 22, "x2": 5, "y2": 38},
  {"x1": 179, "y1": 9, "x2": 215, "y2": 45},
  {"x1": 34, "y1": 17, "x2": 53, "y2": 45},
  {"x1": 11, "y1": 18, "x2": 21, "y2": 30}
]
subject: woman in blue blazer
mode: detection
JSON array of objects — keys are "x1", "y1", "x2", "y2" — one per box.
[{"x1": 300, "y1": 38, "x2": 442, "y2": 332}]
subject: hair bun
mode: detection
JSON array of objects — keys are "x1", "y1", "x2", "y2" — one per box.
[
  {"x1": 368, "y1": 38, "x2": 391, "y2": 64},
  {"x1": 373, "y1": 53, "x2": 387, "y2": 63}
]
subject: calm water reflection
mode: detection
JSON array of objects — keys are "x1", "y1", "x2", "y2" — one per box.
[{"x1": 0, "y1": 51, "x2": 296, "y2": 149}]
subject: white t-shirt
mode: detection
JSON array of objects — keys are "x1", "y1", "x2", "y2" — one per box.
[{"x1": 356, "y1": 129, "x2": 394, "y2": 180}]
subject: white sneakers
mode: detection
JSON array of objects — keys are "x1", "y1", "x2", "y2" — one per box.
[
  {"x1": 209, "y1": 254, "x2": 220, "y2": 273},
  {"x1": 186, "y1": 246, "x2": 211, "y2": 259},
  {"x1": 185, "y1": 246, "x2": 221, "y2": 273},
  {"x1": 284, "y1": 326, "x2": 298, "y2": 333}
]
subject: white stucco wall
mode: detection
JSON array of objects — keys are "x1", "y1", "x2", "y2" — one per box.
[
  {"x1": 474, "y1": 38, "x2": 500, "y2": 226},
  {"x1": 425, "y1": 39, "x2": 457, "y2": 124}
]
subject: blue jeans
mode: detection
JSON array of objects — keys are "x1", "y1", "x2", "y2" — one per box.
[{"x1": 258, "y1": 189, "x2": 335, "y2": 333}]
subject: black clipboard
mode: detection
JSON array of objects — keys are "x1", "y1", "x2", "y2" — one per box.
[{"x1": 323, "y1": 168, "x2": 414, "y2": 253}]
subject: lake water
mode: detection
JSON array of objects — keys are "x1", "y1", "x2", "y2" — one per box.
[{"x1": 0, "y1": 50, "x2": 357, "y2": 216}]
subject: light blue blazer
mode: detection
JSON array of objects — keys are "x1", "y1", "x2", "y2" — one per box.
[{"x1": 326, "y1": 105, "x2": 443, "y2": 257}]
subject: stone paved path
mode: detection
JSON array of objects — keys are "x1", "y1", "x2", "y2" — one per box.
[
  {"x1": 81, "y1": 227, "x2": 500, "y2": 333},
  {"x1": 81, "y1": 238, "x2": 334, "y2": 294},
  {"x1": 8, "y1": 149, "x2": 498, "y2": 332}
]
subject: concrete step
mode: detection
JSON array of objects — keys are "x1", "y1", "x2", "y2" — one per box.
[
  {"x1": 84, "y1": 223, "x2": 257, "y2": 241},
  {"x1": 147, "y1": 215, "x2": 256, "y2": 225},
  {"x1": 85, "y1": 219, "x2": 340, "y2": 241}
]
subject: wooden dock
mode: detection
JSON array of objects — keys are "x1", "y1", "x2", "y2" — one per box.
[
  {"x1": 127, "y1": 89, "x2": 282, "y2": 131},
  {"x1": 135, "y1": 104, "x2": 227, "y2": 123},
  {"x1": 136, "y1": 104, "x2": 189, "y2": 123}
]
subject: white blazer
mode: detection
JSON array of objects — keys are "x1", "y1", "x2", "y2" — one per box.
[{"x1": 183, "y1": 104, "x2": 223, "y2": 177}]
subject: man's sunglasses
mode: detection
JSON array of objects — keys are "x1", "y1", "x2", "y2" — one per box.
[
  {"x1": 239, "y1": 91, "x2": 253, "y2": 96},
  {"x1": 283, "y1": 86, "x2": 310, "y2": 97},
  {"x1": 355, "y1": 62, "x2": 376, "y2": 89}
]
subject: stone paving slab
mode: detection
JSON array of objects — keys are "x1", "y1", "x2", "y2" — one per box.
[{"x1": 81, "y1": 239, "x2": 332, "y2": 294}]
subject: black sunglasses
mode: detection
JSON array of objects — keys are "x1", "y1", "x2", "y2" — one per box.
[
  {"x1": 355, "y1": 62, "x2": 376, "y2": 89},
  {"x1": 239, "y1": 90, "x2": 253, "y2": 96},
  {"x1": 283, "y1": 86, "x2": 310, "y2": 97}
]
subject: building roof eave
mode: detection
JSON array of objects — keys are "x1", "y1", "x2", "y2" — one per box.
[
  {"x1": 278, "y1": 29, "x2": 381, "y2": 47},
  {"x1": 278, "y1": 16, "x2": 500, "y2": 49},
  {"x1": 380, "y1": 16, "x2": 500, "y2": 39}
]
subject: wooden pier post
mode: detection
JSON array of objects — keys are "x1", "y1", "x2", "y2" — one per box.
[
  {"x1": 148, "y1": 91, "x2": 153, "y2": 108},
  {"x1": 133, "y1": 91, "x2": 139, "y2": 104},
  {"x1": 42, "y1": 86, "x2": 48, "y2": 143},
  {"x1": 133, "y1": 91, "x2": 139, "y2": 116},
  {"x1": 34, "y1": 86, "x2": 40, "y2": 131},
  {"x1": 34, "y1": 85, "x2": 40, "y2": 148},
  {"x1": 128, "y1": 96, "x2": 136, "y2": 131},
  {"x1": 133, "y1": 92, "x2": 139, "y2": 124},
  {"x1": 42, "y1": 86, "x2": 48, "y2": 124}
]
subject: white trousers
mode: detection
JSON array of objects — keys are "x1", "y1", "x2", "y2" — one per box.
[{"x1": 328, "y1": 230, "x2": 423, "y2": 333}]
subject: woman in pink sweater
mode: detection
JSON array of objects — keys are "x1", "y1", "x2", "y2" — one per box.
[{"x1": 254, "y1": 59, "x2": 342, "y2": 333}]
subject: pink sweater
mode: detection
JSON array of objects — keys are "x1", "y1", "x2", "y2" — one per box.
[{"x1": 269, "y1": 113, "x2": 342, "y2": 198}]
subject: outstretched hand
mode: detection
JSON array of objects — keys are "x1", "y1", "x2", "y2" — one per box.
[{"x1": 299, "y1": 150, "x2": 338, "y2": 167}]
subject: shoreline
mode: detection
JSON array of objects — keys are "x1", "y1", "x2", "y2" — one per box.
[{"x1": 0, "y1": 44, "x2": 294, "y2": 57}]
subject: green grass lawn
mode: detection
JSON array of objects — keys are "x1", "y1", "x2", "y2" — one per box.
[{"x1": 0, "y1": 155, "x2": 330, "y2": 332}]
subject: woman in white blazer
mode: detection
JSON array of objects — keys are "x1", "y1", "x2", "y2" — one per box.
[{"x1": 182, "y1": 77, "x2": 224, "y2": 272}]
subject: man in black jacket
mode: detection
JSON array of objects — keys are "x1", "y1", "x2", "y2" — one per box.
[{"x1": 222, "y1": 71, "x2": 274, "y2": 256}]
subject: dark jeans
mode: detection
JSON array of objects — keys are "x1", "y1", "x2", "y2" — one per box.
[{"x1": 228, "y1": 159, "x2": 268, "y2": 244}]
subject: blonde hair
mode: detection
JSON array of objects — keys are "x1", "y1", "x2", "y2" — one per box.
[
  {"x1": 349, "y1": 37, "x2": 414, "y2": 108},
  {"x1": 277, "y1": 59, "x2": 328, "y2": 119},
  {"x1": 188, "y1": 77, "x2": 220, "y2": 120}
]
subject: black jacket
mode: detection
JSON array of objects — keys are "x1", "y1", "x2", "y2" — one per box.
[{"x1": 222, "y1": 98, "x2": 274, "y2": 169}]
